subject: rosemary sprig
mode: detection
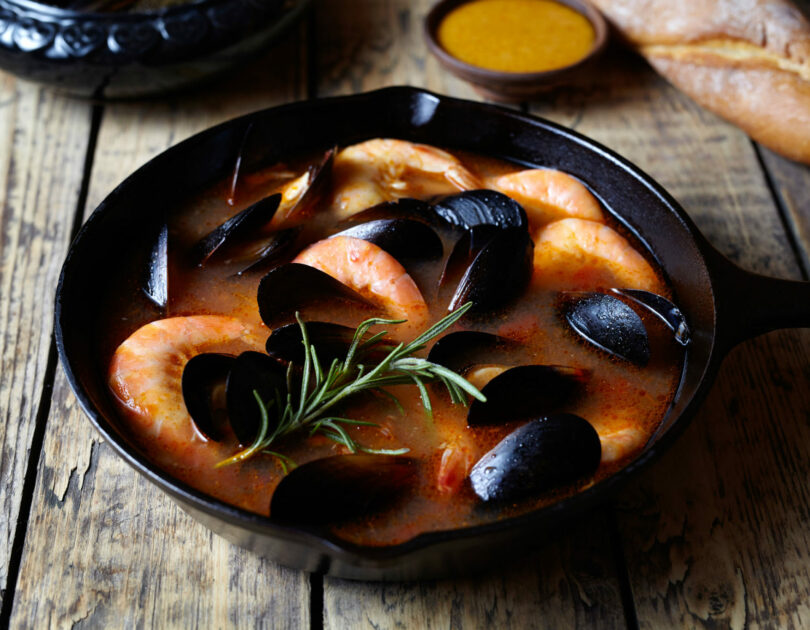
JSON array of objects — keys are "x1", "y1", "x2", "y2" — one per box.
[{"x1": 216, "y1": 302, "x2": 485, "y2": 468}]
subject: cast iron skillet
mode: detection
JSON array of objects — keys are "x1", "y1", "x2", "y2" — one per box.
[{"x1": 55, "y1": 87, "x2": 810, "y2": 580}]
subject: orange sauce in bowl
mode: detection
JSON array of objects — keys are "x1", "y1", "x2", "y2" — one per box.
[{"x1": 437, "y1": 0, "x2": 596, "y2": 73}]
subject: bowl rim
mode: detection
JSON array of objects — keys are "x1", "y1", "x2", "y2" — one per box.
[
  {"x1": 423, "y1": 0, "x2": 609, "y2": 85},
  {"x1": 55, "y1": 86, "x2": 726, "y2": 568},
  {"x1": 1, "y1": 0, "x2": 237, "y2": 19}
]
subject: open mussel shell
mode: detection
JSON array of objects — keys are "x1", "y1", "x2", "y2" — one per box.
[
  {"x1": 277, "y1": 147, "x2": 335, "y2": 227},
  {"x1": 560, "y1": 292, "x2": 650, "y2": 366},
  {"x1": 611, "y1": 288, "x2": 690, "y2": 346},
  {"x1": 433, "y1": 190, "x2": 528, "y2": 231},
  {"x1": 192, "y1": 193, "x2": 282, "y2": 266},
  {"x1": 225, "y1": 351, "x2": 288, "y2": 445},
  {"x1": 257, "y1": 263, "x2": 376, "y2": 328},
  {"x1": 144, "y1": 222, "x2": 169, "y2": 309},
  {"x1": 331, "y1": 219, "x2": 443, "y2": 262},
  {"x1": 469, "y1": 414, "x2": 601, "y2": 503},
  {"x1": 182, "y1": 353, "x2": 235, "y2": 442},
  {"x1": 438, "y1": 225, "x2": 499, "y2": 288},
  {"x1": 235, "y1": 226, "x2": 301, "y2": 276},
  {"x1": 340, "y1": 198, "x2": 438, "y2": 226},
  {"x1": 266, "y1": 321, "x2": 392, "y2": 367},
  {"x1": 449, "y1": 227, "x2": 534, "y2": 313},
  {"x1": 270, "y1": 455, "x2": 418, "y2": 526},
  {"x1": 467, "y1": 365, "x2": 589, "y2": 427},
  {"x1": 427, "y1": 331, "x2": 520, "y2": 374}
]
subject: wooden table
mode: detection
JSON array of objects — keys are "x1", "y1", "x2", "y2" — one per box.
[{"x1": 1, "y1": 1, "x2": 809, "y2": 627}]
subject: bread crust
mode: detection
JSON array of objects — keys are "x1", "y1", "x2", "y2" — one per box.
[{"x1": 591, "y1": 0, "x2": 810, "y2": 163}]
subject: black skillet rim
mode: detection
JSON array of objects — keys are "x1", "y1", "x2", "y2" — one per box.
[{"x1": 54, "y1": 86, "x2": 725, "y2": 568}]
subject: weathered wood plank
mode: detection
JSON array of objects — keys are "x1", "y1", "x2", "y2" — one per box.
[
  {"x1": 314, "y1": 0, "x2": 477, "y2": 99},
  {"x1": 10, "y1": 28, "x2": 312, "y2": 628},
  {"x1": 315, "y1": 2, "x2": 626, "y2": 628},
  {"x1": 758, "y1": 147, "x2": 810, "y2": 275},
  {"x1": 324, "y1": 510, "x2": 626, "y2": 630},
  {"x1": 532, "y1": 50, "x2": 810, "y2": 628},
  {"x1": 0, "y1": 75, "x2": 93, "y2": 609}
]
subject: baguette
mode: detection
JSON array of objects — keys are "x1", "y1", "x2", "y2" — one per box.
[{"x1": 590, "y1": 0, "x2": 810, "y2": 164}]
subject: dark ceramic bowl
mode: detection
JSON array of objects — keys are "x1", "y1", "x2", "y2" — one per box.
[
  {"x1": 424, "y1": 0, "x2": 608, "y2": 102},
  {"x1": 0, "y1": 0, "x2": 310, "y2": 98},
  {"x1": 55, "y1": 87, "x2": 810, "y2": 580}
]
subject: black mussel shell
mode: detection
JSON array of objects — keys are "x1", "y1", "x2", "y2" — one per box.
[
  {"x1": 340, "y1": 198, "x2": 438, "y2": 225},
  {"x1": 611, "y1": 288, "x2": 690, "y2": 346},
  {"x1": 257, "y1": 263, "x2": 376, "y2": 328},
  {"x1": 278, "y1": 148, "x2": 335, "y2": 227},
  {"x1": 270, "y1": 455, "x2": 418, "y2": 526},
  {"x1": 467, "y1": 365, "x2": 589, "y2": 426},
  {"x1": 225, "y1": 351, "x2": 288, "y2": 445},
  {"x1": 236, "y1": 226, "x2": 301, "y2": 276},
  {"x1": 449, "y1": 227, "x2": 534, "y2": 313},
  {"x1": 427, "y1": 331, "x2": 520, "y2": 374},
  {"x1": 182, "y1": 353, "x2": 235, "y2": 442},
  {"x1": 438, "y1": 225, "x2": 499, "y2": 288},
  {"x1": 433, "y1": 190, "x2": 528, "y2": 231},
  {"x1": 331, "y1": 219, "x2": 443, "y2": 261},
  {"x1": 144, "y1": 222, "x2": 169, "y2": 309},
  {"x1": 266, "y1": 321, "x2": 392, "y2": 367},
  {"x1": 192, "y1": 193, "x2": 282, "y2": 266},
  {"x1": 561, "y1": 292, "x2": 650, "y2": 366},
  {"x1": 469, "y1": 414, "x2": 601, "y2": 503}
]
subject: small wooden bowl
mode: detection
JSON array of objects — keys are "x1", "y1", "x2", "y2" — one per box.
[{"x1": 424, "y1": 0, "x2": 608, "y2": 102}]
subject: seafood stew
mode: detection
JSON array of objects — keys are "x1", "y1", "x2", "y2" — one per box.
[{"x1": 102, "y1": 137, "x2": 686, "y2": 547}]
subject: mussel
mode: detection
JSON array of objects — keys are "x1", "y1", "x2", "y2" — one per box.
[
  {"x1": 433, "y1": 190, "x2": 528, "y2": 231},
  {"x1": 225, "y1": 351, "x2": 288, "y2": 444},
  {"x1": 275, "y1": 147, "x2": 335, "y2": 227},
  {"x1": 144, "y1": 222, "x2": 169, "y2": 309},
  {"x1": 182, "y1": 350, "x2": 288, "y2": 445},
  {"x1": 438, "y1": 225, "x2": 499, "y2": 289},
  {"x1": 331, "y1": 219, "x2": 443, "y2": 262},
  {"x1": 257, "y1": 263, "x2": 376, "y2": 328},
  {"x1": 469, "y1": 414, "x2": 601, "y2": 503},
  {"x1": 192, "y1": 193, "x2": 282, "y2": 266},
  {"x1": 182, "y1": 353, "x2": 234, "y2": 442},
  {"x1": 270, "y1": 455, "x2": 418, "y2": 526},
  {"x1": 427, "y1": 330, "x2": 520, "y2": 375},
  {"x1": 340, "y1": 198, "x2": 438, "y2": 226},
  {"x1": 266, "y1": 321, "x2": 393, "y2": 367},
  {"x1": 560, "y1": 292, "x2": 650, "y2": 366},
  {"x1": 235, "y1": 226, "x2": 300, "y2": 276},
  {"x1": 448, "y1": 227, "x2": 534, "y2": 313},
  {"x1": 466, "y1": 365, "x2": 589, "y2": 426},
  {"x1": 611, "y1": 288, "x2": 690, "y2": 346}
]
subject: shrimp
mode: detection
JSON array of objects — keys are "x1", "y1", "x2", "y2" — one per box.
[
  {"x1": 488, "y1": 168, "x2": 604, "y2": 227},
  {"x1": 598, "y1": 426, "x2": 647, "y2": 465},
  {"x1": 331, "y1": 139, "x2": 481, "y2": 217},
  {"x1": 532, "y1": 218, "x2": 662, "y2": 292},
  {"x1": 108, "y1": 315, "x2": 265, "y2": 458},
  {"x1": 293, "y1": 236, "x2": 429, "y2": 328}
]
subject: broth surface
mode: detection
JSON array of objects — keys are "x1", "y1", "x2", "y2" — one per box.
[{"x1": 103, "y1": 141, "x2": 682, "y2": 546}]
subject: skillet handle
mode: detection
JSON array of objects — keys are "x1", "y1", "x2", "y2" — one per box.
[{"x1": 711, "y1": 252, "x2": 810, "y2": 351}]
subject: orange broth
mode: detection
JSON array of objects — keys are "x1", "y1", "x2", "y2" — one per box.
[{"x1": 103, "y1": 146, "x2": 682, "y2": 546}]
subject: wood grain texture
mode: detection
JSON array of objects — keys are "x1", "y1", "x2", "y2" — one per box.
[
  {"x1": 324, "y1": 510, "x2": 626, "y2": 630},
  {"x1": 759, "y1": 147, "x2": 810, "y2": 275},
  {"x1": 532, "y1": 50, "x2": 810, "y2": 628},
  {"x1": 313, "y1": 0, "x2": 478, "y2": 99},
  {"x1": 0, "y1": 74, "x2": 93, "y2": 609},
  {"x1": 10, "y1": 30, "x2": 312, "y2": 628},
  {"x1": 315, "y1": 2, "x2": 626, "y2": 629}
]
